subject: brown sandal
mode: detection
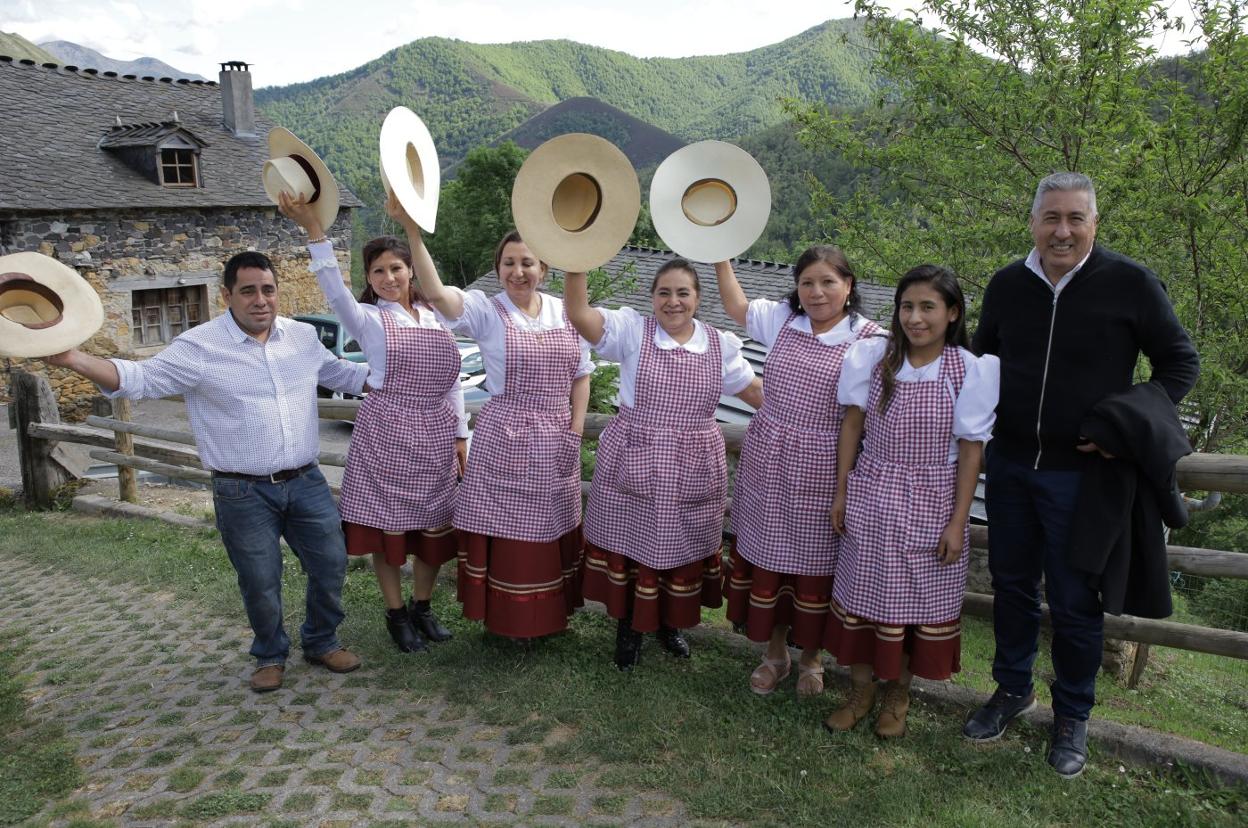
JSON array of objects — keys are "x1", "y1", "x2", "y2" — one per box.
[{"x1": 749, "y1": 653, "x2": 791, "y2": 695}]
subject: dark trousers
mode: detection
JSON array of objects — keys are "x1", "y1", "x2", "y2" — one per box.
[{"x1": 985, "y1": 449, "x2": 1103, "y2": 720}]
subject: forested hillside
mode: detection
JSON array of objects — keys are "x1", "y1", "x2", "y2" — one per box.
[
  {"x1": 488, "y1": 97, "x2": 685, "y2": 169},
  {"x1": 256, "y1": 19, "x2": 879, "y2": 238}
]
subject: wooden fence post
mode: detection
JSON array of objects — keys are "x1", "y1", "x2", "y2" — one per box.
[
  {"x1": 112, "y1": 398, "x2": 138, "y2": 503},
  {"x1": 11, "y1": 371, "x2": 69, "y2": 509}
]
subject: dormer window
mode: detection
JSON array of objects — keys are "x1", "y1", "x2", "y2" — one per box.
[
  {"x1": 100, "y1": 121, "x2": 207, "y2": 188},
  {"x1": 160, "y1": 146, "x2": 198, "y2": 187}
]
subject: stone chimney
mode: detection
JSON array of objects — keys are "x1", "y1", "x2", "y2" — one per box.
[{"x1": 219, "y1": 61, "x2": 255, "y2": 137}]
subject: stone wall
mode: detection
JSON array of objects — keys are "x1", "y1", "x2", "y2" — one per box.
[{"x1": 1, "y1": 205, "x2": 353, "y2": 419}]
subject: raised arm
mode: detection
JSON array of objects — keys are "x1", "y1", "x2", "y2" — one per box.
[
  {"x1": 386, "y1": 192, "x2": 463, "y2": 320},
  {"x1": 562, "y1": 271, "x2": 606, "y2": 345},
  {"x1": 715, "y1": 260, "x2": 749, "y2": 328}
]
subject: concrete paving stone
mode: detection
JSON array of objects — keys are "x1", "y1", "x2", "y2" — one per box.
[{"x1": 0, "y1": 550, "x2": 698, "y2": 826}]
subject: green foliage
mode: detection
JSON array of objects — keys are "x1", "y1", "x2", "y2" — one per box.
[
  {"x1": 423, "y1": 142, "x2": 528, "y2": 285},
  {"x1": 789, "y1": 0, "x2": 1248, "y2": 452},
  {"x1": 0, "y1": 641, "x2": 81, "y2": 825},
  {"x1": 256, "y1": 20, "x2": 881, "y2": 251}
]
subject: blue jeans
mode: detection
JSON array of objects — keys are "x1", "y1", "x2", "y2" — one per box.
[
  {"x1": 212, "y1": 466, "x2": 347, "y2": 667},
  {"x1": 985, "y1": 449, "x2": 1103, "y2": 720}
]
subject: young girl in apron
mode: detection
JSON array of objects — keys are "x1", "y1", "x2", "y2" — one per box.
[
  {"x1": 281, "y1": 192, "x2": 467, "y2": 654},
  {"x1": 565, "y1": 259, "x2": 760, "y2": 670},
  {"x1": 402, "y1": 214, "x2": 595, "y2": 643},
  {"x1": 716, "y1": 246, "x2": 882, "y2": 696},
  {"x1": 825, "y1": 264, "x2": 999, "y2": 737}
]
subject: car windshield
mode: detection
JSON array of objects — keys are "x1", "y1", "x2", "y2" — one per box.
[
  {"x1": 460, "y1": 351, "x2": 483, "y2": 373},
  {"x1": 307, "y1": 320, "x2": 337, "y2": 350}
]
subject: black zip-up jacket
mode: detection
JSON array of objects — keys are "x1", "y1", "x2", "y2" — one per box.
[{"x1": 972, "y1": 245, "x2": 1199, "y2": 470}]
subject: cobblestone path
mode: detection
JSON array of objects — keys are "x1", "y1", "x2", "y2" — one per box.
[{"x1": 0, "y1": 554, "x2": 693, "y2": 826}]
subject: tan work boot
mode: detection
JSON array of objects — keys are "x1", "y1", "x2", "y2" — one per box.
[
  {"x1": 249, "y1": 664, "x2": 284, "y2": 693},
  {"x1": 303, "y1": 647, "x2": 361, "y2": 673},
  {"x1": 875, "y1": 680, "x2": 912, "y2": 738},
  {"x1": 822, "y1": 676, "x2": 877, "y2": 732}
]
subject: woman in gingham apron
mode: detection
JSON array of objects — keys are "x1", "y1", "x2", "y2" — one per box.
[
  {"x1": 825, "y1": 265, "x2": 998, "y2": 738},
  {"x1": 715, "y1": 246, "x2": 883, "y2": 697},
  {"x1": 404, "y1": 223, "x2": 595, "y2": 643},
  {"x1": 280, "y1": 192, "x2": 468, "y2": 654},
  {"x1": 564, "y1": 259, "x2": 761, "y2": 670}
]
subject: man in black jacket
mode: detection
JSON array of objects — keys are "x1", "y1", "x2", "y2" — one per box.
[{"x1": 964, "y1": 172, "x2": 1199, "y2": 778}]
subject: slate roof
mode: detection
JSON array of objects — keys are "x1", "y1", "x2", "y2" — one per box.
[
  {"x1": 0, "y1": 56, "x2": 361, "y2": 211},
  {"x1": 465, "y1": 245, "x2": 895, "y2": 338},
  {"x1": 97, "y1": 121, "x2": 208, "y2": 149}
]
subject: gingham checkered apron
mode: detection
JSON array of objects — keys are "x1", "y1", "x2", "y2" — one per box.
[
  {"x1": 585, "y1": 316, "x2": 726, "y2": 569},
  {"x1": 730, "y1": 316, "x2": 881, "y2": 575},
  {"x1": 453, "y1": 297, "x2": 582, "y2": 542},
  {"x1": 338, "y1": 308, "x2": 460, "y2": 531},
  {"x1": 833, "y1": 345, "x2": 969, "y2": 624}
]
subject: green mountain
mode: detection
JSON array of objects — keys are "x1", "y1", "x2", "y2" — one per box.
[
  {"x1": 489, "y1": 97, "x2": 685, "y2": 169},
  {"x1": 0, "y1": 32, "x2": 59, "y2": 64},
  {"x1": 256, "y1": 19, "x2": 878, "y2": 220}
]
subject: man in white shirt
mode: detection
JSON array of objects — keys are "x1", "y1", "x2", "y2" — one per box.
[{"x1": 47, "y1": 251, "x2": 370, "y2": 692}]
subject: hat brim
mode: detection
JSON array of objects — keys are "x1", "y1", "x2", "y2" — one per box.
[
  {"x1": 511, "y1": 133, "x2": 640, "y2": 273},
  {"x1": 265, "y1": 128, "x2": 340, "y2": 234},
  {"x1": 379, "y1": 107, "x2": 441, "y2": 233},
  {"x1": 0, "y1": 252, "x2": 104, "y2": 358},
  {"x1": 650, "y1": 141, "x2": 771, "y2": 263}
]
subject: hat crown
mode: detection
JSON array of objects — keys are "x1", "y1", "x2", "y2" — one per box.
[
  {"x1": 0, "y1": 275, "x2": 64, "y2": 329},
  {"x1": 682, "y1": 178, "x2": 737, "y2": 227},
  {"x1": 552, "y1": 173, "x2": 603, "y2": 233}
]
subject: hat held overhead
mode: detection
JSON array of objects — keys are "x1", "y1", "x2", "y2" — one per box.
[
  {"x1": 511, "y1": 133, "x2": 640, "y2": 273},
  {"x1": 379, "y1": 106, "x2": 441, "y2": 233},
  {"x1": 0, "y1": 252, "x2": 105, "y2": 358},
  {"x1": 262, "y1": 128, "x2": 340, "y2": 234},
  {"x1": 650, "y1": 140, "x2": 771, "y2": 263}
]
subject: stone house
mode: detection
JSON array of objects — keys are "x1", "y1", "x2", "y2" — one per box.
[{"x1": 0, "y1": 56, "x2": 360, "y2": 415}]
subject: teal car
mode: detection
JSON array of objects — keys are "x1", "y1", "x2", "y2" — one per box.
[{"x1": 295, "y1": 313, "x2": 368, "y2": 399}]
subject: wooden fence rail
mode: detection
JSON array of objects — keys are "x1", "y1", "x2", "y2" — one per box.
[{"x1": 11, "y1": 374, "x2": 1248, "y2": 669}]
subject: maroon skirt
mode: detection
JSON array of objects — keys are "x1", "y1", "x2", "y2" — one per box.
[
  {"x1": 582, "y1": 543, "x2": 722, "y2": 632},
  {"x1": 724, "y1": 541, "x2": 832, "y2": 651},
  {"x1": 823, "y1": 598, "x2": 962, "y2": 681},
  {"x1": 344, "y1": 522, "x2": 458, "y2": 569},
  {"x1": 455, "y1": 527, "x2": 585, "y2": 639}
]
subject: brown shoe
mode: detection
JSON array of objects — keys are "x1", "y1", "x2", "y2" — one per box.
[
  {"x1": 823, "y1": 675, "x2": 877, "y2": 732},
  {"x1": 249, "y1": 664, "x2": 285, "y2": 693},
  {"x1": 875, "y1": 681, "x2": 912, "y2": 738},
  {"x1": 303, "y1": 647, "x2": 361, "y2": 673}
]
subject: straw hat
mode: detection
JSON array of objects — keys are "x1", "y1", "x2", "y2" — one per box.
[
  {"x1": 262, "y1": 127, "x2": 340, "y2": 233},
  {"x1": 511, "y1": 133, "x2": 640, "y2": 273},
  {"x1": 0, "y1": 252, "x2": 104, "y2": 358},
  {"x1": 649, "y1": 141, "x2": 771, "y2": 263},
  {"x1": 379, "y1": 106, "x2": 441, "y2": 232}
]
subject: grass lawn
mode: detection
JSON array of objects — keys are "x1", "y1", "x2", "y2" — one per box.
[{"x1": 0, "y1": 506, "x2": 1245, "y2": 826}]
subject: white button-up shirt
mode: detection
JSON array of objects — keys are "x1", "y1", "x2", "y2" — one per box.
[{"x1": 106, "y1": 311, "x2": 368, "y2": 475}]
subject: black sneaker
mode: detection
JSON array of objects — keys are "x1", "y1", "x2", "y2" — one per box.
[
  {"x1": 962, "y1": 687, "x2": 1037, "y2": 741},
  {"x1": 1047, "y1": 716, "x2": 1089, "y2": 779},
  {"x1": 656, "y1": 625, "x2": 691, "y2": 658}
]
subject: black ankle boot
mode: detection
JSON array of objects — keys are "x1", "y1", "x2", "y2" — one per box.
[
  {"x1": 385, "y1": 606, "x2": 428, "y2": 653},
  {"x1": 614, "y1": 619, "x2": 643, "y2": 671},
  {"x1": 656, "y1": 625, "x2": 691, "y2": 658},
  {"x1": 407, "y1": 597, "x2": 453, "y2": 642}
]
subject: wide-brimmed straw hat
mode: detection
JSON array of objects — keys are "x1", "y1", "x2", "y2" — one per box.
[
  {"x1": 650, "y1": 140, "x2": 771, "y2": 263},
  {"x1": 262, "y1": 127, "x2": 340, "y2": 232},
  {"x1": 511, "y1": 133, "x2": 640, "y2": 272},
  {"x1": 379, "y1": 106, "x2": 441, "y2": 232},
  {"x1": 0, "y1": 252, "x2": 104, "y2": 358}
]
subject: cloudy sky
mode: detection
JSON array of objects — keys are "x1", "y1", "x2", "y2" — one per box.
[{"x1": 6, "y1": 0, "x2": 876, "y2": 88}]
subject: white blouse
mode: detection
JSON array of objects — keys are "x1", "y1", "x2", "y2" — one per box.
[
  {"x1": 746, "y1": 297, "x2": 871, "y2": 349},
  {"x1": 837, "y1": 336, "x2": 1000, "y2": 462},
  {"x1": 592, "y1": 306, "x2": 755, "y2": 408},
  {"x1": 436, "y1": 287, "x2": 595, "y2": 396},
  {"x1": 307, "y1": 241, "x2": 468, "y2": 438}
]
